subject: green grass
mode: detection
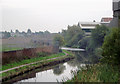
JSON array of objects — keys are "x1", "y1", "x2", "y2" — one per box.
[
  {"x1": 2, "y1": 52, "x2": 65, "y2": 70},
  {"x1": 0, "y1": 44, "x2": 23, "y2": 52},
  {"x1": 1, "y1": 53, "x2": 74, "y2": 79},
  {"x1": 62, "y1": 49, "x2": 73, "y2": 56},
  {"x1": 65, "y1": 64, "x2": 119, "y2": 82}
]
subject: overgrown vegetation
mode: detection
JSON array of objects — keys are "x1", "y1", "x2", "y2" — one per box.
[{"x1": 65, "y1": 64, "x2": 119, "y2": 82}]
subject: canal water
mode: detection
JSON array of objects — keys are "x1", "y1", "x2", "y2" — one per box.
[
  {"x1": 18, "y1": 62, "x2": 85, "y2": 82},
  {"x1": 10, "y1": 51, "x2": 96, "y2": 83}
]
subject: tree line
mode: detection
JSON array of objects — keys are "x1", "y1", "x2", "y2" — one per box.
[{"x1": 54, "y1": 24, "x2": 120, "y2": 66}]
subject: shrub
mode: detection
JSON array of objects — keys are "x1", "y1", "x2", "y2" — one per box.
[{"x1": 102, "y1": 28, "x2": 120, "y2": 65}]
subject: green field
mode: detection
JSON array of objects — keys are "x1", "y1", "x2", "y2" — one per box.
[
  {"x1": 1, "y1": 47, "x2": 23, "y2": 52},
  {"x1": 0, "y1": 45, "x2": 23, "y2": 52}
]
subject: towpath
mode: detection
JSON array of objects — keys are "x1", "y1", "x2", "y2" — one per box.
[{"x1": 0, "y1": 51, "x2": 68, "y2": 74}]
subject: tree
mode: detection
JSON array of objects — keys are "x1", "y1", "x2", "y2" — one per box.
[
  {"x1": 44, "y1": 30, "x2": 50, "y2": 34},
  {"x1": 53, "y1": 34, "x2": 65, "y2": 47},
  {"x1": 27, "y1": 29, "x2": 32, "y2": 34},
  {"x1": 91, "y1": 25, "x2": 109, "y2": 48},
  {"x1": 62, "y1": 25, "x2": 84, "y2": 47},
  {"x1": 78, "y1": 36, "x2": 91, "y2": 49},
  {"x1": 15, "y1": 29, "x2": 19, "y2": 33},
  {"x1": 11, "y1": 30, "x2": 13, "y2": 33},
  {"x1": 3, "y1": 31, "x2": 11, "y2": 38},
  {"x1": 39, "y1": 31, "x2": 43, "y2": 34},
  {"x1": 53, "y1": 65, "x2": 66, "y2": 75},
  {"x1": 102, "y1": 28, "x2": 120, "y2": 65}
]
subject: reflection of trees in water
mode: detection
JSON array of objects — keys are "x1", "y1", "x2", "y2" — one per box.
[
  {"x1": 71, "y1": 51, "x2": 99, "y2": 64},
  {"x1": 67, "y1": 51, "x2": 99, "y2": 70},
  {"x1": 67, "y1": 60, "x2": 76, "y2": 67},
  {"x1": 66, "y1": 51, "x2": 87, "y2": 67},
  {"x1": 67, "y1": 59, "x2": 80, "y2": 67},
  {"x1": 73, "y1": 51, "x2": 88, "y2": 62},
  {"x1": 53, "y1": 64, "x2": 66, "y2": 76}
]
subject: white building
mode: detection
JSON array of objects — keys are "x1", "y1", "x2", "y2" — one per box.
[{"x1": 79, "y1": 22, "x2": 101, "y2": 35}]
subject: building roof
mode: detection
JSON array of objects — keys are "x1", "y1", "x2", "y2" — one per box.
[
  {"x1": 101, "y1": 18, "x2": 113, "y2": 23},
  {"x1": 79, "y1": 22, "x2": 100, "y2": 29}
]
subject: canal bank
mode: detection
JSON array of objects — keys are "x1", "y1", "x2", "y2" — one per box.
[{"x1": 1, "y1": 50, "x2": 75, "y2": 83}]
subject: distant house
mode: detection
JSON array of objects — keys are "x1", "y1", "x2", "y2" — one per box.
[
  {"x1": 109, "y1": 0, "x2": 120, "y2": 28},
  {"x1": 101, "y1": 17, "x2": 113, "y2": 27},
  {"x1": 79, "y1": 22, "x2": 101, "y2": 35}
]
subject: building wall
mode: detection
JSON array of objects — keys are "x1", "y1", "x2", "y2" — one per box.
[{"x1": 109, "y1": 1, "x2": 120, "y2": 28}]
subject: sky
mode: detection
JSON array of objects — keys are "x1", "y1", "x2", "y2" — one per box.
[{"x1": 1, "y1": 0, "x2": 113, "y2": 33}]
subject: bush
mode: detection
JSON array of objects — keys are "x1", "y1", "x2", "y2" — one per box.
[{"x1": 102, "y1": 28, "x2": 120, "y2": 65}]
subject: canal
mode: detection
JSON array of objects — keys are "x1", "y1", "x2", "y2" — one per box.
[{"x1": 7, "y1": 50, "x2": 96, "y2": 83}]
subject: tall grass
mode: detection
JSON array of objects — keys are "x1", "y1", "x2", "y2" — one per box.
[{"x1": 65, "y1": 64, "x2": 119, "y2": 82}]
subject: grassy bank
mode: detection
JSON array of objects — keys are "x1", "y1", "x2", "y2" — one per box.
[
  {"x1": 65, "y1": 64, "x2": 119, "y2": 83},
  {"x1": 62, "y1": 49, "x2": 73, "y2": 56},
  {"x1": 2, "y1": 52, "x2": 65, "y2": 70},
  {"x1": 1, "y1": 50, "x2": 75, "y2": 81}
]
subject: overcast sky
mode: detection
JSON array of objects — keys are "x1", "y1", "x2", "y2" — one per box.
[{"x1": 1, "y1": 0, "x2": 113, "y2": 33}]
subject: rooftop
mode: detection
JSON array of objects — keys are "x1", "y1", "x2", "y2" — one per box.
[
  {"x1": 101, "y1": 17, "x2": 113, "y2": 23},
  {"x1": 79, "y1": 22, "x2": 100, "y2": 25},
  {"x1": 79, "y1": 22, "x2": 100, "y2": 29}
]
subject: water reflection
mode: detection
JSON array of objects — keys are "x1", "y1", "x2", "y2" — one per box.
[
  {"x1": 53, "y1": 64, "x2": 66, "y2": 76},
  {"x1": 72, "y1": 51, "x2": 99, "y2": 64},
  {"x1": 18, "y1": 63, "x2": 78, "y2": 82}
]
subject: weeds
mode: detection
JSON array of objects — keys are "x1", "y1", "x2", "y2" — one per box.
[{"x1": 65, "y1": 64, "x2": 119, "y2": 82}]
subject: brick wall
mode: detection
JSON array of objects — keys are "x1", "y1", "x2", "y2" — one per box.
[{"x1": 1, "y1": 46, "x2": 59, "y2": 65}]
